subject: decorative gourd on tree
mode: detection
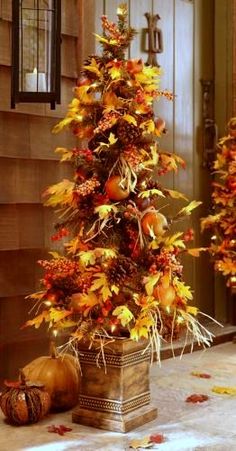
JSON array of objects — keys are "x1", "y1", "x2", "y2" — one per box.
[
  {"x1": 0, "y1": 370, "x2": 51, "y2": 425},
  {"x1": 201, "y1": 118, "x2": 236, "y2": 287},
  {"x1": 23, "y1": 342, "x2": 80, "y2": 411},
  {"x1": 24, "y1": 4, "x2": 213, "y2": 356}
]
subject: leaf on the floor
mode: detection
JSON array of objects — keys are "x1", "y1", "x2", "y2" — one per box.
[
  {"x1": 212, "y1": 386, "x2": 236, "y2": 395},
  {"x1": 185, "y1": 393, "x2": 209, "y2": 403},
  {"x1": 191, "y1": 371, "x2": 211, "y2": 379},
  {"x1": 47, "y1": 424, "x2": 72, "y2": 436},
  {"x1": 129, "y1": 436, "x2": 152, "y2": 449},
  {"x1": 150, "y1": 433, "x2": 166, "y2": 444}
]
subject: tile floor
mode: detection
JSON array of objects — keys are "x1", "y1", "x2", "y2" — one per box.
[{"x1": 1, "y1": 341, "x2": 236, "y2": 451}]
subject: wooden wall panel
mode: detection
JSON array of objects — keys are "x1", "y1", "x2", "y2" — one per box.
[
  {"x1": 0, "y1": 158, "x2": 71, "y2": 203},
  {"x1": 0, "y1": 249, "x2": 47, "y2": 297}
]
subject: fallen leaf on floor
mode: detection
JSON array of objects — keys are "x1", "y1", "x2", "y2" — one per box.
[
  {"x1": 150, "y1": 433, "x2": 166, "y2": 444},
  {"x1": 185, "y1": 393, "x2": 209, "y2": 403},
  {"x1": 191, "y1": 371, "x2": 211, "y2": 379},
  {"x1": 212, "y1": 386, "x2": 236, "y2": 395},
  {"x1": 129, "y1": 436, "x2": 152, "y2": 449},
  {"x1": 47, "y1": 424, "x2": 72, "y2": 436}
]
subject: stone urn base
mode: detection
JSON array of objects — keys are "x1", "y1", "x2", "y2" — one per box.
[{"x1": 72, "y1": 338, "x2": 157, "y2": 432}]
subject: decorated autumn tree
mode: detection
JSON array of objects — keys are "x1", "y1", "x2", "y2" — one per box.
[
  {"x1": 201, "y1": 118, "x2": 236, "y2": 287},
  {"x1": 24, "y1": 5, "x2": 213, "y2": 357}
]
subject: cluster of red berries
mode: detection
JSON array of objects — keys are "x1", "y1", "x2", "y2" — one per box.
[
  {"x1": 73, "y1": 147, "x2": 94, "y2": 162},
  {"x1": 134, "y1": 89, "x2": 145, "y2": 104},
  {"x1": 51, "y1": 227, "x2": 69, "y2": 242}
]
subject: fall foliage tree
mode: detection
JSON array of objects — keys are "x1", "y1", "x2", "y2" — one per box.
[
  {"x1": 201, "y1": 118, "x2": 236, "y2": 287},
  {"x1": 24, "y1": 4, "x2": 213, "y2": 356}
]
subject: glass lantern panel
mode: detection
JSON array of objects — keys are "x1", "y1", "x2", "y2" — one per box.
[{"x1": 19, "y1": 0, "x2": 55, "y2": 92}]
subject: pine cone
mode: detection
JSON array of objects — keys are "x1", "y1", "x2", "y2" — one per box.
[
  {"x1": 117, "y1": 119, "x2": 141, "y2": 145},
  {"x1": 106, "y1": 256, "x2": 137, "y2": 285}
]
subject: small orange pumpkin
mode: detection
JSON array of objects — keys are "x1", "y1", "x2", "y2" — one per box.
[
  {"x1": 141, "y1": 211, "x2": 168, "y2": 237},
  {"x1": 105, "y1": 175, "x2": 130, "y2": 201},
  {"x1": 23, "y1": 342, "x2": 80, "y2": 411},
  {"x1": 0, "y1": 369, "x2": 51, "y2": 425}
]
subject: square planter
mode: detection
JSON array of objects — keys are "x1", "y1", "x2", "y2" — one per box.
[{"x1": 72, "y1": 338, "x2": 157, "y2": 432}]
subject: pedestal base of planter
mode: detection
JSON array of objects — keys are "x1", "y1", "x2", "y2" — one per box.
[
  {"x1": 72, "y1": 404, "x2": 157, "y2": 433},
  {"x1": 72, "y1": 338, "x2": 157, "y2": 432}
]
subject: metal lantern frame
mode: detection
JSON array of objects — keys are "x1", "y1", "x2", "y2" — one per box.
[{"x1": 11, "y1": 0, "x2": 61, "y2": 109}]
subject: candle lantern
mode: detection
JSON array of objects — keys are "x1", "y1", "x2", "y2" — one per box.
[{"x1": 11, "y1": 0, "x2": 61, "y2": 109}]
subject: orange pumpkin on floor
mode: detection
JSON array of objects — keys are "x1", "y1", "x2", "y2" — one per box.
[
  {"x1": 0, "y1": 369, "x2": 51, "y2": 425},
  {"x1": 23, "y1": 342, "x2": 80, "y2": 411}
]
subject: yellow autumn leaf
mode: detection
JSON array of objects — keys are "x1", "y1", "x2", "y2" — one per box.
[
  {"x1": 140, "y1": 119, "x2": 155, "y2": 133},
  {"x1": 94, "y1": 248, "x2": 117, "y2": 260},
  {"x1": 145, "y1": 274, "x2": 161, "y2": 295},
  {"x1": 129, "y1": 436, "x2": 152, "y2": 449},
  {"x1": 49, "y1": 308, "x2": 72, "y2": 324},
  {"x1": 64, "y1": 236, "x2": 88, "y2": 254},
  {"x1": 187, "y1": 247, "x2": 207, "y2": 257},
  {"x1": 123, "y1": 114, "x2": 137, "y2": 126},
  {"x1": 177, "y1": 200, "x2": 202, "y2": 218},
  {"x1": 54, "y1": 147, "x2": 73, "y2": 162},
  {"x1": 95, "y1": 204, "x2": 118, "y2": 220},
  {"x1": 174, "y1": 278, "x2": 193, "y2": 300},
  {"x1": 138, "y1": 189, "x2": 165, "y2": 199},
  {"x1": 166, "y1": 189, "x2": 189, "y2": 201},
  {"x1": 48, "y1": 251, "x2": 62, "y2": 259},
  {"x1": 186, "y1": 306, "x2": 199, "y2": 316},
  {"x1": 90, "y1": 273, "x2": 107, "y2": 291},
  {"x1": 52, "y1": 117, "x2": 74, "y2": 134},
  {"x1": 108, "y1": 66, "x2": 122, "y2": 79},
  {"x1": 142, "y1": 144, "x2": 159, "y2": 168},
  {"x1": 212, "y1": 386, "x2": 236, "y2": 395},
  {"x1": 113, "y1": 306, "x2": 134, "y2": 327},
  {"x1": 74, "y1": 85, "x2": 95, "y2": 104},
  {"x1": 130, "y1": 315, "x2": 154, "y2": 341},
  {"x1": 21, "y1": 311, "x2": 49, "y2": 329},
  {"x1": 79, "y1": 250, "x2": 96, "y2": 266},
  {"x1": 163, "y1": 233, "x2": 186, "y2": 251},
  {"x1": 43, "y1": 179, "x2": 74, "y2": 207},
  {"x1": 83, "y1": 57, "x2": 102, "y2": 77}
]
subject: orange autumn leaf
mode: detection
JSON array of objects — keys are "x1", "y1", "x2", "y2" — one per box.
[
  {"x1": 21, "y1": 310, "x2": 49, "y2": 329},
  {"x1": 191, "y1": 371, "x2": 211, "y2": 379},
  {"x1": 103, "y1": 91, "x2": 119, "y2": 109},
  {"x1": 187, "y1": 247, "x2": 207, "y2": 257}
]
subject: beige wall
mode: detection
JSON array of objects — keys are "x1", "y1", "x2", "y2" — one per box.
[{"x1": 0, "y1": 0, "x2": 78, "y2": 381}]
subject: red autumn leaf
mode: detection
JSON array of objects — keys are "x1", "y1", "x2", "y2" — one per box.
[
  {"x1": 150, "y1": 433, "x2": 166, "y2": 444},
  {"x1": 185, "y1": 393, "x2": 209, "y2": 403},
  {"x1": 47, "y1": 424, "x2": 72, "y2": 436},
  {"x1": 191, "y1": 371, "x2": 212, "y2": 379}
]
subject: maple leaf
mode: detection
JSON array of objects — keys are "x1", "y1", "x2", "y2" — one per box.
[
  {"x1": 103, "y1": 91, "x2": 119, "y2": 110},
  {"x1": 186, "y1": 306, "x2": 199, "y2": 316},
  {"x1": 64, "y1": 236, "x2": 89, "y2": 254},
  {"x1": 48, "y1": 251, "x2": 62, "y2": 259},
  {"x1": 165, "y1": 189, "x2": 188, "y2": 201},
  {"x1": 83, "y1": 58, "x2": 102, "y2": 77},
  {"x1": 191, "y1": 371, "x2": 211, "y2": 379},
  {"x1": 140, "y1": 119, "x2": 155, "y2": 133},
  {"x1": 150, "y1": 433, "x2": 166, "y2": 444},
  {"x1": 142, "y1": 144, "x2": 159, "y2": 168},
  {"x1": 49, "y1": 308, "x2": 72, "y2": 325},
  {"x1": 145, "y1": 274, "x2": 161, "y2": 295},
  {"x1": 113, "y1": 305, "x2": 134, "y2": 327},
  {"x1": 176, "y1": 200, "x2": 202, "y2": 218},
  {"x1": 90, "y1": 273, "x2": 112, "y2": 301},
  {"x1": 123, "y1": 114, "x2": 137, "y2": 126},
  {"x1": 212, "y1": 386, "x2": 236, "y2": 395},
  {"x1": 130, "y1": 315, "x2": 154, "y2": 341},
  {"x1": 108, "y1": 66, "x2": 122, "y2": 80},
  {"x1": 43, "y1": 179, "x2": 75, "y2": 207},
  {"x1": 185, "y1": 394, "x2": 209, "y2": 403},
  {"x1": 79, "y1": 250, "x2": 96, "y2": 266},
  {"x1": 21, "y1": 311, "x2": 49, "y2": 329},
  {"x1": 54, "y1": 147, "x2": 73, "y2": 162},
  {"x1": 95, "y1": 204, "x2": 118, "y2": 220},
  {"x1": 74, "y1": 85, "x2": 95, "y2": 104},
  {"x1": 138, "y1": 189, "x2": 165, "y2": 199},
  {"x1": 129, "y1": 436, "x2": 152, "y2": 449},
  {"x1": 201, "y1": 213, "x2": 222, "y2": 231},
  {"x1": 174, "y1": 278, "x2": 193, "y2": 300},
  {"x1": 52, "y1": 117, "x2": 74, "y2": 134},
  {"x1": 163, "y1": 232, "x2": 186, "y2": 251},
  {"x1": 187, "y1": 247, "x2": 207, "y2": 257}
]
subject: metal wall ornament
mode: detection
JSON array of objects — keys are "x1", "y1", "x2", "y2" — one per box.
[{"x1": 11, "y1": 0, "x2": 61, "y2": 110}]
